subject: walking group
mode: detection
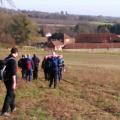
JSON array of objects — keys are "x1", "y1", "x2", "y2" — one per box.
[
  {"x1": 18, "y1": 54, "x2": 40, "y2": 81},
  {"x1": 0, "y1": 47, "x2": 65, "y2": 117},
  {"x1": 42, "y1": 51, "x2": 64, "y2": 88}
]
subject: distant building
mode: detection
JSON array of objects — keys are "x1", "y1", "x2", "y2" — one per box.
[
  {"x1": 47, "y1": 41, "x2": 64, "y2": 51},
  {"x1": 63, "y1": 33, "x2": 120, "y2": 49},
  {"x1": 75, "y1": 33, "x2": 119, "y2": 43},
  {"x1": 45, "y1": 32, "x2": 52, "y2": 37},
  {"x1": 64, "y1": 33, "x2": 75, "y2": 45},
  {"x1": 47, "y1": 33, "x2": 75, "y2": 50}
]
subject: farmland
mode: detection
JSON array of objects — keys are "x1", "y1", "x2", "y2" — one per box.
[{"x1": 0, "y1": 49, "x2": 120, "y2": 120}]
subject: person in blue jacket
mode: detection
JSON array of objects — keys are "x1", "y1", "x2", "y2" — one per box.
[{"x1": 49, "y1": 52, "x2": 59, "y2": 88}]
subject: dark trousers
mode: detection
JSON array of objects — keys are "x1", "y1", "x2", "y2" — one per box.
[
  {"x1": 26, "y1": 69, "x2": 33, "y2": 81},
  {"x1": 2, "y1": 80, "x2": 16, "y2": 113},
  {"x1": 49, "y1": 71, "x2": 58, "y2": 88},
  {"x1": 44, "y1": 69, "x2": 50, "y2": 81},
  {"x1": 22, "y1": 69, "x2": 27, "y2": 80},
  {"x1": 58, "y1": 68, "x2": 62, "y2": 81},
  {"x1": 33, "y1": 67, "x2": 38, "y2": 80}
]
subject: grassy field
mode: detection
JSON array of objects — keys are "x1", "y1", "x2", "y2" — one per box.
[{"x1": 1, "y1": 49, "x2": 120, "y2": 120}]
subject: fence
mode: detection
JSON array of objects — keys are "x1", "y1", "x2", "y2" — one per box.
[{"x1": 63, "y1": 43, "x2": 120, "y2": 49}]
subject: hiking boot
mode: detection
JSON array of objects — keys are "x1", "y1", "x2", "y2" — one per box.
[
  {"x1": 11, "y1": 107, "x2": 16, "y2": 112},
  {"x1": 1, "y1": 112, "x2": 10, "y2": 117}
]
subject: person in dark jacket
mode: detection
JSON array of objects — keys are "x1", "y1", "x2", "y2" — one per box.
[
  {"x1": 42, "y1": 54, "x2": 52, "y2": 81},
  {"x1": 32, "y1": 54, "x2": 40, "y2": 80},
  {"x1": 49, "y1": 52, "x2": 59, "y2": 88},
  {"x1": 1, "y1": 47, "x2": 18, "y2": 117},
  {"x1": 18, "y1": 55, "x2": 27, "y2": 80}
]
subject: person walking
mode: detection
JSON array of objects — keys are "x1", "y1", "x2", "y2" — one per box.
[
  {"x1": 32, "y1": 54, "x2": 40, "y2": 80},
  {"x1": 49, "y1": 52, "x2": 59, "y2": 88},
  {"x1": 26, "y1": 54, "x2": 34, "y2": 82},
  {"x1": 58, "y1": 55, "x2": 64, "y2": 81},
  {"x1": 1, "y1": 47, "x2": 18, "y2": 117},
  {"x1": 41, "y1": 55, "x2": 51, "y2": 81},
  {"x1": 18, "y1": 55, "x2": 27, "y2": 80}
]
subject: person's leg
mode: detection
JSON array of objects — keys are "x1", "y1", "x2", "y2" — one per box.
[
  {"x1": 10, "y1": 90, "x2": 16, "y2": 112},
  {"x1": 28, "y1": 70, "x2": 32, "y2": 81},
  {"x1": 54, "y1": 72, "x2": 58, "y2": 88},
  {"x1": 49, "y1": 72, "x2": 53, "y2": 87},
  {"x1": 1, "y1": 81, "x2": 12, "y2": 114},
  {"x1": 58, "y1": 69, "x2": 60, "y2": 81},
  {"x1": 46, "y1": 72, "x2": 49, "y2": 81},
  {"x1": 59, "y1": 68, "x2": 62, "y2": 81},
  {"x1": 34, "y1": 67, "x2": 38, "y2": 80},
  {"x1": 21, "y1": 69, "x2": 24, "y2": 79},
  {"x1": 44, "y1": 69, "x2": 47, "y2": 80},
  {"x1": 28, "y1": 73, "x2": 31, "y2": 81},
  {"x1": 49, "y1": 79, "x2": 53, "y2": 87},
  {"x1": 2, "y1": 91, "x2": 10, "y2": 113},
  {"x1": 30, "y1": 70, "x2": 33, "y2": 81},
  {"x1": 23, "y1": 69, "x2": 27, "y2": 80},
  {"x1": 47, "y1": 70, "x2": 51, "y2": 81},
  {"x1": 34, "y1": 71, "x2": 37, "y2": 79},
  {"x1": 35, "y1": 67, "x2": 39, "y2": 79},
  {"x1": 26, "y1": 70, "x2": 29, "y2": 82},
  {"x1": 33, "y1": 70, "x2": 35, "y2": 80}
]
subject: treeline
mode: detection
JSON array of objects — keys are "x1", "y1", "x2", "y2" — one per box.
[
  {"x1": 21, "y1": 10, "x2": 120, "y2": 24},
  {"x1": 1, "y1": 7, "x2": 120, "y2": 25},
  {"x1": 71, "y1": 23, "x2": 120, "y2": 34},
  {"x1": 20, "y1": 9, "x2": 120, "y2": 36},
  {"x1": 39, "y1": 23, "x2": 120, "y2": 37}
]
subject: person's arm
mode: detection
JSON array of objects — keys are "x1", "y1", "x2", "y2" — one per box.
[
  {"x1": 12, "y1": 75, "x2": 16, "y2": 90},
  {"x1": 41, "y1": 59, "x2": 45, "y2": 69},
  {"x1": 11, "y1": 59, "x2": 17, "y2": 90}
]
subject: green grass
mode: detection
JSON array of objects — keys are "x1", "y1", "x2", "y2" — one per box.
[{"x1": 27, "y1": 107, "x2": 53, "y2": 120}]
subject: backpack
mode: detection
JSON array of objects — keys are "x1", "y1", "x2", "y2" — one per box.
[
  {"x1": 0, "y1": 57, "x2": 16, "y2": 81},
  {"x1": 0, "y1": 60, "x2": 6, "y2": 80},
  {"x1": 26, "y1": 59, "x2": 32, "y2": 70},
  {"x1": 51, "y1": 57, "x2": 58, "y2": 71}
]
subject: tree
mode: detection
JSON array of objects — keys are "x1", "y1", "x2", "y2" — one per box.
[
  {"x1": 97, "y1": 25, "x2": 110, "y2": 33},
  {"x1": 110, "y1": 24, "x2": 120, "y2": 34},
  {"x1": 8, "y1": 14, "x2": 32, "y2": 44},
  {"x1": 37, "y1": 26, "x2": 45, "y2": 37},
  {"x1": 0, "y1": 12, "x2": 15, "y2": 45},
  {"x1": 74, "y1": 24, "x2": 80, "y2": 33}
]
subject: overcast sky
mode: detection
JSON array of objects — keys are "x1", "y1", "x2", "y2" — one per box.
[{"x1": 1, "y1": 0, "x2": 120, "y2": 17}]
